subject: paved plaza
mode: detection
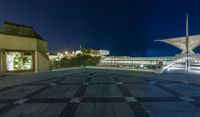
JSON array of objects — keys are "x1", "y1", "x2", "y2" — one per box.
[{"x1": 0, "y1": 69, "x2": 200, "y2": 117}]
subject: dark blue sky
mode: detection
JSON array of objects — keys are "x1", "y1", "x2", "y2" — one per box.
[{"x1": 0, "y1": 0, "x2": 200, "y2": 56}]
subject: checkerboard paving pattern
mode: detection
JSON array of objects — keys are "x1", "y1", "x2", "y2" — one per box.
[{"x1": 0, "y1": 70, "x2": 200, "y2": 117}]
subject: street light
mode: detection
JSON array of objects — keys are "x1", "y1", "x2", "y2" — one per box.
[{"x1": 140, "y1": 64, "x2": 144, "y2": 68}]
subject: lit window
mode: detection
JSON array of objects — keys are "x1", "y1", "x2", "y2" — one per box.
[{"x1": 6, "y1": 52, "x2": 33, "y2": 71}]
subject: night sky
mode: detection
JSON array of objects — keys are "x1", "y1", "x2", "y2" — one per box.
[{"x1": 1, "y1": 0, "x2": 200, "y2": 56}]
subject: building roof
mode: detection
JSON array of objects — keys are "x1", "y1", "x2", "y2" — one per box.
[
  {"x1": 155, "y1": 34, "x2": 200, "y2": 54},
  {"x1": 0, "y1": 21, "x2": 45, "y2": 40}
]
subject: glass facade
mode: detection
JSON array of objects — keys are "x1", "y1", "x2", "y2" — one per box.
[
  {"x1": 100, "y1": 56, "x2": 175, "y2": 70},
  {"x1": 6, "y1": 52, "x2": 33, "y2": 71}
]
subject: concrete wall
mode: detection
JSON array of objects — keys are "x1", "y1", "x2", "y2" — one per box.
[
  {"x1": 0, "y1": 34, "x2": 37, "y2": 51},
  {"x1": 0, "y1": 51, "x2": 2, "y2": 75},
  {"x1": 0, "y1": 34, "x2": 50, "y2": 74},
  {"x1": 37, "y1": 39, "x2": 48, "y2": 54},
  {"x1": 36, "y1": 51, "x2": 50, "y2": 72},
  {"x1": 36, "y1": 39, "x2": 50, "y2": 72}
]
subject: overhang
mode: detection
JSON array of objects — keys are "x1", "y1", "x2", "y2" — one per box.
[{"x1": 155, "y1": 34, "x2": 200, "y2": 54}]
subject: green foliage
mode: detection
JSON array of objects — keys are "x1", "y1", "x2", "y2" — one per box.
[
  {"x1": 50, "y1": 54, "x2": 100, "y2": 69},
  {"x1": 50, "y1": 61, "x2": 61, "y2": 70},
  {"x1": 81, "y1": 48, "x2": 91, "y2": 55}
]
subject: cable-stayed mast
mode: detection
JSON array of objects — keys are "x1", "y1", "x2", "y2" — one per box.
[{"x1": 185, "y1": 13, "x2": 190, "y2": 71}]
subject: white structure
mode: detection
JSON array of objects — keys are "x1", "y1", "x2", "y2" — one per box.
[
  {"x1": 156, "y1": 34, "x2": 200, "y2": 54},
  {"x1": 75, "y1": 50, "x2": 82, "y2": 55},
  {"x1": 100, "y1": 56, "x2": 174, "y2": 67},
  {"x1": 99, "y1": 50, "x2": 110, "y2": 56},
  {"x1": 155, "y1": 14, "x2": 200, "y2": 72},
  {"x1": 100, "y1": 14, "x2": 200, "y2": 73}
]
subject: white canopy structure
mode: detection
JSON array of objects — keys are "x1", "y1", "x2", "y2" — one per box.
[
  {"x1": 155, "y1": 14, "x2": 200, "y2": 73},
  {"x1": 155, "y1": 34, "x2": 200, "y2": 54}
]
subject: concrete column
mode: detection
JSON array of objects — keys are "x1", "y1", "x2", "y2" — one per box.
[
  {"x1": 0, "y1": 50, "x2": 5, "y2": 75},
  {"x1": 0, "y1": 51, "x2": 2, "y2": 76},
  {"x1": 185, "y1": 58, "x2": 190, "y2": 71},
  {"x1": 35, "y1": 51, "x2": 38, "y2": 73}
]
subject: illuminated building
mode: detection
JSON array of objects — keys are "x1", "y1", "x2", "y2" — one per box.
[
  {"x1": 99, "y1": 50, "x2": 110, "y2": 56},
  {"x1": 100, "y1": 56, "x2": 175, "y2": 70},
  {"x1": 0, "y1": 21, "x2": 50, "y2": 75},
  {"x1": 155, "y1": 14, "x2": 200, "y2": 72},
  {"x1": 100, "y1": 14, "x2": 200, "y2": 73}
]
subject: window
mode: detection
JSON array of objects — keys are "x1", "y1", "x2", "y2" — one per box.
[{"x1": 6, "y1": 52, "x2": 33, "y2": 71}]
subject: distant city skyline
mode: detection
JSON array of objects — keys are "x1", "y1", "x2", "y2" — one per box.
[{"x1": 1, "y1": 0, "x2": 200, "y2": 56}]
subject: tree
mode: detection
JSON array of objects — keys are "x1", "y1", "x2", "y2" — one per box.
[{"x1": 81, "y1": 48, "x2": 91, "y2": 55}]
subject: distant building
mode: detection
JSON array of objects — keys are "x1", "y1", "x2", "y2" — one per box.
[
  {"x1": 0, "y1": 21, "x2": 50, "y2": 75},
  {"x1": 75, "y1": 50, "x2": 82, "y2": 55},
  {"x1": 48, "y1": 49, "x2": 110, "y2": 63},
  {"x1": 88, "y1": 49, "x2": 110, "y2": 56},
  {"x1": 100, "y1": 56, "x2": 175, "y2": 69},
  {"x1": 99, "y1": 50, "x2": 110, "y2": 56},
  {"x1": 48, "y1": 51, "x2": 76, "y2": 62},
  {"x1": 48, "y1": 52, "x2": 61, "y2": 61}
]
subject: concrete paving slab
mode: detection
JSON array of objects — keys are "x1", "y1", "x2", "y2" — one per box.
[
  {"x1": 0, "y1": 104, "x2": 8, "y2": 109},
  {"x1": 117, "y1": 76, "x2": 146, "y2": 83},
  {"x1": 35, "y1": 78, "x2": 60, "y2": 84},
  {"x1": 125, "y1": 97, "x2": 137, "y2": 102},
  {"x1": 0, "y1": 69, "x2": 200, "y2": 117},
  {"x1": 75, "y1": 102, "x2": 135, "y2": 117},
  {"x1": 141, "y1": 102, "x2": 200, "y2": 112},
  {"x1": 2, "y1": 103, "x2": 66, "y2": 117},
  {"x1": 74, "y1": 113, "x2": 93, "y2": 117},
  {"x1": 91, "y1": 77, "x2": 115, "y2": 83},
  {"x1": 70, "y1": 97, "x2": 81, "y2": 103},
  {"x1": 0, "y1": 86, "x2": 44, "y2": 99},
  {"x1": 147, "y1": 111, "x2": 200, "y2": 117},
  {"x1": 144, "y1": 78, "x2": 173, "y2": 83},
  {"x1": 32, "y1": 85, "x2": 80, "y2": 98},
  {"x1": 161, "y1": 83, "x2": 200, "y2": 97},
  {"x1": 75, "y1": 103, "x2": 94, "y2": 114},
  {"x1": 178, "y1": 96, "x2": 195, "y2": 102},
  {"x1": 60, "y1": 77, "x2": 87, "y2": 83},
  {"x1": 125, "y1": 84, "x2": 173, "y2": 97},
  {"x1": 84, "y1": 84, "x2": 123, "y2": 97}
]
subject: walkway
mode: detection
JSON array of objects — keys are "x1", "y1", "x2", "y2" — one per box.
[{"x1": 0, "y1": 69, "x2": 200, "y2": 117}]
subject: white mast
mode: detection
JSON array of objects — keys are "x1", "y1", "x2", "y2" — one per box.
[
  {"x1": 185, "y1": 13, "x2": 190, "y2": 71},
  {"x1": 80, "y1": 44, "x2": 82, "y2": 49}
]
